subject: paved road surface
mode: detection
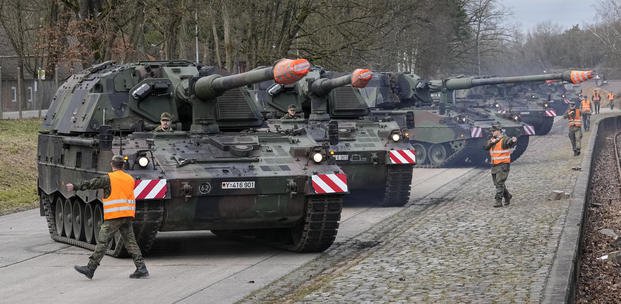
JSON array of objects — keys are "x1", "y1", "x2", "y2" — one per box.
[{"x1": 0, "y1": 167, "x2": 472, "y2": 304}]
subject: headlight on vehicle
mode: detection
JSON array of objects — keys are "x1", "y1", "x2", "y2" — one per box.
[
  {"x1": 312, "y1": 152, "x2": 324, "y2": 163},
  {"x1": 513, "y1": 115, "x2": 520, "y2": 121},
  {"x1": 391, "y1": 133, "x2": 401, "y2": 142},
  {"x1": 138, "y1": 156, "x2": 149, "y2": 168}
]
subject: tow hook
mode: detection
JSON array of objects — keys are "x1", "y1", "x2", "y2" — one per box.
[
  {"x1": 182, "y1": 183, "x2": 192, "y2": 202},
  {"x1": 286, "y1": 179, "x2": 298, "y2": 198}
]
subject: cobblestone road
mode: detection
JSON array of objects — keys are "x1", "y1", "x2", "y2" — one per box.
[{"x1": 240, "y1": 112, "x2": 607, "y2": 303}]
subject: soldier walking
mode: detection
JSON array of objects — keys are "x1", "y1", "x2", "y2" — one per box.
[
  {"x1": 592, "y1": 89, "x2": 602, "y2": 114},
  {"x1": 66, "y1": 155, "x2": 149, "y2": 280},
  {"x1": 580, "y1": 96, "x2": 592, "y2": 131},
  {"x1": 563, "y1": 103, "x2": 583, "y2": 156},
  {"x1": 484, "y1": 125, "x2": 517, "y2": 208}
]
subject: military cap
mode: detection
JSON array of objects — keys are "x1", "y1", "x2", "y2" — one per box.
[
  {"x1": 570, "y1": 102, "x2": 577, "y2": 108},
  {"x1": 111, "y1": 155, "x2": 125, "y2": 167},
  {"x1": 287, "y1": 104, "x2": 297, "y2": 110},
  {"x1": 160, "y1": 112, "x2": 172, "y2": 121}
]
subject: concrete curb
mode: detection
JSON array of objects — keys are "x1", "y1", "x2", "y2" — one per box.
[{"x1": 542, "y1": 114, "x2": 618, "y2": 303}]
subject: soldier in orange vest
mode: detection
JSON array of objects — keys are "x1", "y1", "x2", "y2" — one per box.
[
  {"x1": 563, "y1": 103, "x2": 582, "y2": 156},
  {"x1": 592, "y1": 89, "x2": 602, "y2": 114},
  {"x1": 580, "y1": 97, "x2": 592, "y2": 131},
  {"x1": 484, "y1": 125, "x2": 518, "y2": 207},
  {"x1": 66, "y1": 155, "x2": 149, "y2": 280},
  {"x1": 608, "y1": 91, "x2": 615, "y2": 110}
]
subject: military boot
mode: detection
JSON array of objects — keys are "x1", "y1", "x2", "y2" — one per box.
[
  {"x1": 493, "y1": 200, "x2": 503, "y2": 208},
  {"x1": 129, "y1": 264, "x2": 149, "y2": 279},
  {"x1": 504, "y1": 193, "x2": 513, "y2": 206},
  {"x1": 74, "y1": 265, "x2": 95, "y2": 279}
]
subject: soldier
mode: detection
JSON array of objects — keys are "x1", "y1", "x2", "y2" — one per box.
[
  {"x1": 282, "y1": 104, "x2": 300, "y2": 119},
  {"x1": 154, "y1": 112, "x2": 174, "y2": 132},
  {"x1": 484, "y1": 125, "x2": 517, "y2": 208},
  {"x1": 66, "y1": 155, "x2": 149, "y2": 280},
  {"x1": 580, "y1": 96, "x2": 592, "y2": 131},
  {"x1": 592, "y1": 89, "x2": 602, "y2": 114},
  {"x1": 563, "y1": 102, "x2": 582, "y2": 156}
]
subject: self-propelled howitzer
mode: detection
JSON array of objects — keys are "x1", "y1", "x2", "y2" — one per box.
[
  {"x1": 359, "y1": 70, "x2": 593, "y2": 167},
  {"x1": 38, "y1": 59, "x2": 350, "y2": 256},
  {"x1": 252, "y1": 67, "x2": 416, "y2": 207}
]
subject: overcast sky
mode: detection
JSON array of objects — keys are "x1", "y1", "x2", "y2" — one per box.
[{"x1": 498, "y1": 0, "x2": 600, "y2": 32}]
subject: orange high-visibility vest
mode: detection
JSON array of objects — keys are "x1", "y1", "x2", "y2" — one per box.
[
  {"x1": 490, "y1": 139, "x2": 511, "y2": 165},
  {"x1": 569, "y1": 108, "x2": 582, "y2": 127},
  {"x1": 102, "y1": 170, "x2": 136, "y2": 220},
  {"x1": 581, "y1": 99, "x2": 591, "y2": 113},
  {"x1": 608, "y1": 93, "x2": 615, "y2": 101},
  {"x1": 593, "y1": 93, "x2": 601, "y2": 101}
]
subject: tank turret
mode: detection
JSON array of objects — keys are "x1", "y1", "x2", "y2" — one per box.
[{"x1": 190, "y1": 59, "x2": 310, "y2": 133}]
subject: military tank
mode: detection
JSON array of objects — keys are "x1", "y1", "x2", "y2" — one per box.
[
  {"x1": 37, "y1": 59, "x2": 350, "y2": 256},
  {"x1": 358, "y1": 70, "x2": 593, "y2": 167},
  {"x1": 457, "y1": 82, "x2": 557, "y2": 135},
  {"x1": 249, "y1": 67, "x2": 416, "y2": 207}
]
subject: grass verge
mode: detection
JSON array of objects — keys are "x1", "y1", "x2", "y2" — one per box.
[{"x1": 0, "y1": 119, "x2": 40, "y2": 215}]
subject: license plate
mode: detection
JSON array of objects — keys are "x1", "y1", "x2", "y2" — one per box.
[
  {"x1": 221, "y1": 181, "x2": 255, "y2": 189},
  {"x1": 520, "y1": 112, "x2": 530, "y2": 115},
  {"x1": 334, "y1": 154, "x2": 349, "y2": 161}
]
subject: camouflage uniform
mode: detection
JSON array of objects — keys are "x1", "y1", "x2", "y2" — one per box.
[
  {"x1": 153, "y1": 125, "x2": 174, "y2": 132},
  {"x1": 281, "y1": 113, "x2": 300, "y2": 119},
  {"x1": 484, "y1": 135, "x2": 517, "y2": 206},
  {"x1": 76, "y1": 175, "x2": 146, "y2": 273},
  {"x1": 564, "y1": 107, "x2": 582, "y2": 156}
]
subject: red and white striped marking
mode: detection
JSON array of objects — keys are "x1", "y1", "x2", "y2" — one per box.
[
  {"x1": 523, "y1": 124, "x2": 536, "y2": 136},
  {"x1": 388, "y1": 149, "x2": 416, "y2": 164},
  {"x1": 471, "y1": 127, "x2": 483, "y2": 138},
  {"x1": 311, "y1": 174, "x2": 348, "y2": 194},
  {"x1": 544, "y1": 109, "x2": 557, "y2": 117},
  {"x1": 134, "y1": 179, "x2": 167, "y2": 199},
  {"x1": 563, "y1": 97, "x2": 571, "y2": 104}
]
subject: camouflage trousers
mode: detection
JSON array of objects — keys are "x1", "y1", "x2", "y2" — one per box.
[
  {"x1": 88, "y1": 217, "x2": 145, "y2": 269},
  {"x1": 491, "y1": 163, "x2": 511, "y2": 202},
  {"x1": 568, "y1": 125, "x2": 583, "y2": 153}
]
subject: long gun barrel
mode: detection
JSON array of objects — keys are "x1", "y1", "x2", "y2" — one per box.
[
  {"x1": 191, "y1": 58, "x2": 311, "y2": 133},
  {"x1": 430, "y1": 70, "x2": 593, "y2": 91},
  {"x1": 308, "y1": 69, "x2": 372, "y2": 121}
]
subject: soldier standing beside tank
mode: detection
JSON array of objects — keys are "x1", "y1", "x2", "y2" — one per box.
[
  {"x1": 66, "y1": 155, "x2": 149, "y2": 280},
  {"x1": 153, "y1": 112, "x2": 174, "y2": 132},
  {"x1": 564, "y1": 103, "x2": 582, "y2": 156},
  {"x1": 592, "y1": 89, "x2": 602, "y2": 114},
  {"x1": 580, "y1": 96, "x2": 592, "y2": 131},
  {"x1": 484, "y1": 125, "x2": 517, "y2": 208},
  {"x1": 282, "y1": 104, "x2": 300, "y2": 119},
  {"x1": 607, "y1": 91, "x2": 615, "y2": 110}
]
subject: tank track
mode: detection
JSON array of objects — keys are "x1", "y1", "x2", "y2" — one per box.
[
  {"x1": 378, "y1": 165, "x2": 414, "y2": 207},
  {"x1": 216, "y1": 195, "x2": 343, "y2": 252},
  {"x1": 413, "y1": 138, "x2": 487, "y2": 168},
  {"x1": 41, "y1": 192, "x2": 164, "y2": 258}
]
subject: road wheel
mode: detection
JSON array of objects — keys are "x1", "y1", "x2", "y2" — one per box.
[
  {"x1": 411, "y1": 142, "x2": 427, "y2": 165},
  {"x1": 54, "y1": 197, "x2": 64, "y2": 236},
  {"x1": 428, "y1": 144, "x2": 448, "y2": 167},
  {"x1": 63, "y1": 198, "x2": 73, "y2": 238},
  {"x1": 84, "y1": 203, "x2": 95, "y2": 244},
  {"x1": 93, "y1": 203, "x2": 103, "y2": 243},
  {"x1": 72, "y1": 199, "x2": 84, "y2": 241}
]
